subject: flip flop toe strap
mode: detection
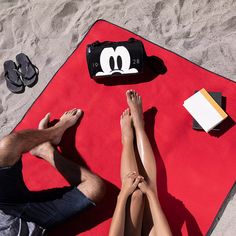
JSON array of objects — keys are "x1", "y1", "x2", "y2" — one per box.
[
  {"x1": 18, "y1": 62, "x2": 38, "y2": 80},
  {"x1": 5, "y1": 70, "x2": 23, "y2": 87}
]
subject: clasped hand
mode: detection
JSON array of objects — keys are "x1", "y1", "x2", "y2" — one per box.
[{"x1": 120, "y1": 171, "x2": 150, "y2": 197}]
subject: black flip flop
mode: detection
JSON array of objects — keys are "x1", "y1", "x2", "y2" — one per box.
[
  {"x1": 4, "y1": 60, "x2": 24, "y2": 93},
  {"x1": 16, "y1": 53, "x2": 38, "y2": 87}
]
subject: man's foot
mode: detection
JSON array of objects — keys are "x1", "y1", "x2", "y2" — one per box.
[
  {"x1": 53, "y1": 108, "x2": 82, "y2": 145},
  {"x1": 30, "y1": 141, "x2": 54, "y2": 160},
  {"x1": 30, "y1": 113, "x2": 54, "y2": 160},
  {"x1": 31, "y1": 108, "x2": 82, "y2": 159},
  {"x1": 126, "y1": 90, "x2": 144, "y2": 130},
  {"x1": 120, "y1": 108, "x2": 134, "y2": 144},
  {"x1": 38, "y1": 112, "x2": 50, "y2": 129}
]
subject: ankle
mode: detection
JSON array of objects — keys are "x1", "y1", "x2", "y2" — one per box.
[
  {"x1": 40, "y1": 148, "x2": 54, "y2": 161},
  {"x1": 47, "y1": 126, "x2": 62, "y2": 140},
  {"x1": 134, "y1": 124, "x2": 145, "y2": 133},
  {"x1": 122, "y1": 137, "x2": 133, "y2": 145}
]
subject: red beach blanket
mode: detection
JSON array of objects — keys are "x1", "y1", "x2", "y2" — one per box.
[{"x1": 15, "y1": 20, "x2": 236, "y2": 236}]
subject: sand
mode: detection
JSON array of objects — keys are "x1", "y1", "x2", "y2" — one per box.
[
  {"x1": 212, "y1": 187, "x2": 236, "y2": 236},
  {"x1": 0, "y1": 0, "x2": 235, "y2": 234}
]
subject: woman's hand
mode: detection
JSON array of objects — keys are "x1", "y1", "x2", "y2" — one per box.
[
  {"x1": 138, "y1": 179, "x2": 157, "y2": 197},
  {"x1": 138, "y1": 179, "x2": 150, "y2": 194},
  {"x1": 120, "y1": 171, "x2": 143, "y2": 198}
]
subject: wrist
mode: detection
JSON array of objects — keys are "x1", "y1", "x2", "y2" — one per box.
[
  {"x1": 146, "y1": 189, "x2": 157, "y2": 198},
  {"x1": 147, "y1": 190, "x2": 161, "y2": 205},
  {"x1": 118, "y1": 190, "x2": 129, "y2": 201}
]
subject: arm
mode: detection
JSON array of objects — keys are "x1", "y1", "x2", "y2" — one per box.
[
  {"x1": 139, "y1": 181, "x2": 172, "y2": 236},
  {"x1": 108, "y1": 191, "x2": 128, "y2": 236},
  {"x1": 109, "y1": 172, "x2": 143, "y2": 236},
  {"x1": 147, "y1": 190, "x2": 172, "y2": 236}
]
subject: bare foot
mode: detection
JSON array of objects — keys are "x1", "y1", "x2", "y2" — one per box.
[
  {"x1": 53, "y1": 108, "x2": 82, "y2": 145},
  {"x1": 120, "y1": 108, "x2": 134, "y2": 144},
  {"x1": 31, "y1": 109, "x2": 82, "y2": 159},
  {"x1": 30, "y1": 142, "x2": 54, "y2": 160},
  {"x1": 30, "y1": 113, "x2": 54, "y2": 160},
  {"x1": 126, "y1": 90, "x2": 144, "y2": 129},
  {"x1": 38, "y1": 112, "x2": 50, "y2": 129}
]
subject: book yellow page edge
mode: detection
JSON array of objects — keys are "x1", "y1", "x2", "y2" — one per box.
[{"x1": 199, "y1": 88, "x2": 228, "y2": 119}]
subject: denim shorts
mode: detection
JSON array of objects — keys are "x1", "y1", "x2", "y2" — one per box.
[{"x1": 0, "y1": 160, "x2": 95, "y2": 229}]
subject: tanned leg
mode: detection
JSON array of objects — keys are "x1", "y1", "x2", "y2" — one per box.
[
  {"x1": 126, "y1": 90, "x2": 158, "y2": 236},
  {"x1": 0, "y1": 109, "x2": 82, "y2": 167},
  {"x1": 120, "y1": 109, "x2": 139, "y2": 179},
  {"x1": 126, "y1": 91, "x2": 157, "y2": 192},
  {"x1": 120, "y1": 108, "x2": 144, "y2": 236},
  {"x1": 30, "y1": 112, "x2": 105, "y2": 204}
]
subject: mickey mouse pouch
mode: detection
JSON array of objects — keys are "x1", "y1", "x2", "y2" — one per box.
[{"x1": 86, "y1": 38, "x2": 145, "y2": 78}]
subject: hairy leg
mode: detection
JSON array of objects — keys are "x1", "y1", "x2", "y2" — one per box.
[
  {"x1": 32, "y1": 143, "x2": 105, "y2": 203},
  {"x1": 0, "y1": 109, "x2": 82, "y2": 167},
  {"x1": 30, "y1": 113, "x2": 105, "y2": 203},
  {"x1": 120, "y1": 109, "x2": 144, "y2": 236}
]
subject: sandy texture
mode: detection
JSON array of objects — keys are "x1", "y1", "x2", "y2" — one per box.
[
  {"x1": 212, "y1": 189, "x2": 236, "y2": 236},
  {"x1": 0, "y1": 0, "x2": 235, "y2": 234}
]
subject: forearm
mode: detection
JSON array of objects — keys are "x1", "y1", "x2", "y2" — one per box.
[
  {"x1": 146, "y1": 190, "x2": 172, "y2": 236},
  {"x1": 109, "y1": 192, "x2": 128, "y2": 236}
]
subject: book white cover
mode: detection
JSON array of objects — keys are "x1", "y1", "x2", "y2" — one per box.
[{"x1": 183, "y1": 88, "x2": 228, "y2": 132}]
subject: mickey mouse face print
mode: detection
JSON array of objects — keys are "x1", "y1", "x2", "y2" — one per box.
[{"x1": 96, "y1": 46, "x2": 138, "y2": 76}]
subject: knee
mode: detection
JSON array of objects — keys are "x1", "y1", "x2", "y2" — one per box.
[
  {"x1": 0, "y1": 133, "x2": 18, "y2": 150},
  {"x1": 93, "y1": 176, "x2": 106, "y2": 203},
  {"x1": 130, "y1": 189, "x2": 143, "y2": 203},
  {"x1": 79, "y1": 174, "x2": 106, "y2": 204},
  {"x1": 0, "y1": 133, "x2": 20, "y2": 165}
]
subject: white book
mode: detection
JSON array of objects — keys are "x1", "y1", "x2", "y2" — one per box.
[{"x1": 183, "y1": 88, "x2": 228, "y2": 132}]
